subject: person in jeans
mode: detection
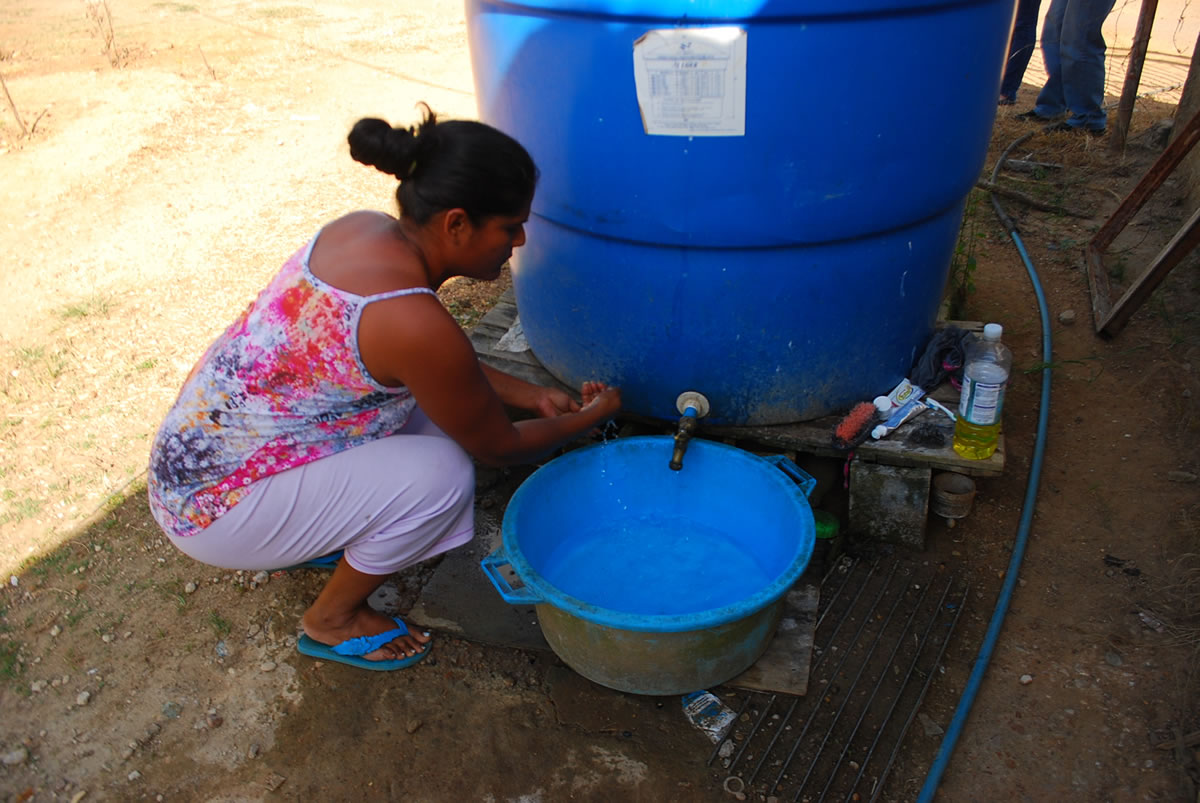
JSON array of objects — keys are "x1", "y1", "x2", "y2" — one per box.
[
  {"x1": 1017, "y1": 0, "x2": 1116, "y2": 133},
  {"x1": 998, "y1": 0, "x2": 1042, "y2": 105}
]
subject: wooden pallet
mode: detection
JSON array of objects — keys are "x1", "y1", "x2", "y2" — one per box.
[{"x1": 469, "y1": 289, "x2": 1005, "y2": 479}]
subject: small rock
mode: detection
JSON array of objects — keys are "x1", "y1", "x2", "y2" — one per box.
[
  {"x1": 50, "y1": 625, "x2": 62, "y2": 637},
  {"x1": 184, "y1": 582, "x2": 197, "y2": 594},
  {"x1": 76, "y1": 691, "x2": 91, "y2": 706},
  {"x1": 718, "y1": 740, "x2": 734, "y2": 759},
  {"x1": 9, "y1": 575, "x2": 18, "y2": 587},
  {"x1": 406, "y1": 719, "x2": 422, "y2": 734},
  {"x1": 918, "y1": 713, "x2": 944, "y2": 736},
  {"x1": 1, "y1": 746, "x2": 29, "y2": 766},
  {"x1": 69, "y1": 791, "x2": 87, "y2": 803},
  {"x1": 1138, "y1": 611, "x2": 1166, "y2": 632},
  {"x1": 248, "y1": 743, "x2": 261, "y2": 759},
  {"x1": 1105, "y1": 651, "x2": 1123, "y2": 667},
  {"x1": 31, "y1": 680, "x2": 47, "y2": 693},
  {"x1": 1168, "y1": 471, "x2": 1197, "y2": 483},
  {"x1": 162, "y1": 701, "x2": 183, "y2": 719},
  {"x1": 253, "y1": 571, "x2": 269, "y2": 585},
  {"x1": 120, "y1": 747, "x2": 134, "y2": 761},
  {"x1": 101, "y1": 634, "x2": 114, "y2": 644},
  {"x1": 128, "y1": 770, "x2": 142, "y2": 781},
  {"x1": 246, "y1": 624, "x2": 262, "y2": 639},
  {"x1": 1019, "y1": 674, "x2": 1034, "y2": 685},
  {"x1": 1058, "y1": 309, "x2": 1076, "y2": 325},
  {"x1": 206, "y1": 712, "x2": 224, "y2": 729},
  {"x1": 264, "y1": 772, "x2": 287, "y2": 791},
  {"x1": 259, "y1": 661, "x2": 276, "y2": 673}
]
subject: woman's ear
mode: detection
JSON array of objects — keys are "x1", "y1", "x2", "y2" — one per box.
[{"x1": 442, "y1": 208, "x2": 472, "y2": 244}]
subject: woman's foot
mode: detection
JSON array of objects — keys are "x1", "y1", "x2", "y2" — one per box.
[{"x1": 301, "y1": 605, "x2": 430, "y2": 662}]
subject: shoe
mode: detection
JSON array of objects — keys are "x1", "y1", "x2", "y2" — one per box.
[
  {"x1": 998, "y1": 96, "x2": 1016, "y2": 106},
  {"x1": 278, "y1": 550, "x2": 344, "y2": 572},
  {"x1": 297, "y1": 616, "x2": 431, "y2": 671},
  {"x1": 1043, "y1": 120, "x2": 1105, "y2": 136},
  {"x1": 1015, "y1": 109, "x2": 1055, "y2": 121}
]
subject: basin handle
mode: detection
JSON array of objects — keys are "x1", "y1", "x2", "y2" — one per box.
[
  {"x1": 481, "y1": 548, "x2": 544, "y2": 605},
  {"x1": 764, "y1": 454, "x2": 818, "y2": 498}
]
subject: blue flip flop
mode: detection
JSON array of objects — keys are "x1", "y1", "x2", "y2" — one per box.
[
  {"x1": 296, "y1": 616, "x2": 430, "y2": 671},
  {"x1": 278, "y1": 550, "x2": 344, "y2": 572}
]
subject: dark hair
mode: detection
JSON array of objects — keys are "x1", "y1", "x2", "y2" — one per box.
[{"x1": 347, "y1": 103, "x2": 538, "y2": 225}]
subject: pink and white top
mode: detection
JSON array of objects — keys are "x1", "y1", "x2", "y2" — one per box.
[{"x1": 148, "y1": 233, "x2": 436, "y2": 538}]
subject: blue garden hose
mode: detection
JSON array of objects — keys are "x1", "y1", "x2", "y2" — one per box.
[{"x1": 917, "y1": 133, "x2": 1053, "y2": 801}]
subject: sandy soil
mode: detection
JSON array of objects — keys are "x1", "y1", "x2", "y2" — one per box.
[{"x1": 0, "y1": 1, "x2": 1198, "y2": 801}]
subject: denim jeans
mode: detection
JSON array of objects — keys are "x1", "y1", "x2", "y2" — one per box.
[
  {"x1": 999, "y1": 0, "x2": 1042, "y2": 102},
  {"x1": 1033, "y1": 0, "x2": 1117, "y2": 129}
]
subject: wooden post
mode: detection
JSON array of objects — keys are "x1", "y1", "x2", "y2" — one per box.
[
  {"x1": 1172, "y1": 31, "x2": 1200, "y2": 211},
  {"x1": 1109, "y1": 0, "x2": 1158, "y2": 153},
  {"x1": 0, "y1": 70, "x2": 28, "y2": 138}
]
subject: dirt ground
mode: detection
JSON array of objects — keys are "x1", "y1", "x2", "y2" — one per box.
[{"x1": 1, "y1": 1, "x2": 1198, "y2": 801}]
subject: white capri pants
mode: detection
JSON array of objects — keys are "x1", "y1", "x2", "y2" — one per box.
[{"x1": 164, "y1": 408, "x2": 475, "y2": 575}]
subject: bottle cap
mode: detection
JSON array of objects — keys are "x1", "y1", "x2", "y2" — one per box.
[
  {"x1": 983, "y1": 323, "x2": 1003, "y2": 340},
  {"x1": 871, "y1": 424, "x2": 886, "y2": 439},
  {"x1": 873, "y1": 396, "x2": 892, "y2": 413}
]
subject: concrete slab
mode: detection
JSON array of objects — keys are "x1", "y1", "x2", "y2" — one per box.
[{"x1": 407, "y1": 505, "x2": 549, "y2": 652}]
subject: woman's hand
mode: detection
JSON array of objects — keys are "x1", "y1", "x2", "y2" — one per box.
[
  {"x1": 580, "y1": 382, "x2": 621, "y2": 420},
  {"x1": 531, "y1": 387, "x2": 581, "y2": 419}
]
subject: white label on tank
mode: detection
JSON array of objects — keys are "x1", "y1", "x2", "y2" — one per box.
[{"x1": 632, "y1": 27, "x2": 747, "y2": 137}]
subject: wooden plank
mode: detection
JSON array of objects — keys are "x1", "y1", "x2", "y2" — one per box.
[
  {"x1": 700, "y1": 417, "x2": 1005, "y2": 478},
  {"x1": 478, "y1": 354, "x2": 571, "y2": 392},
  {"x1": 729, "y1": 583, "x2": 819, "y2": 695},
  {"x1": 1085, "y1": 244, "x2": 1116, "y2": 333},
  {"x1": 1089, "y1": 107, "x2": 1200, "y2": 253},
  {"x1": 1099, "y1": 205, "x2": 1200, "y2": 336},
  {"x1": 1109, "y1": 0, "x2": 1158, "y2": 152}
]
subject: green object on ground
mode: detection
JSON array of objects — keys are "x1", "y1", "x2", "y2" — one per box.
[{"x1": 814, "y1": 510, "x2": 840, "y2": 541}]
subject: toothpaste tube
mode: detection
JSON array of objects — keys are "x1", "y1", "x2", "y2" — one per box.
[
  {"x1": 871, "y1": 380, "x2": 927, "y2": 440},
  {"x1": 884, "y1": 378, "x2": 922, "y2": 409}
]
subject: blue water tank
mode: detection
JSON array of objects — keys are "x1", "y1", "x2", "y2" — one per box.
[{"x1": 466, "y1": 0, "x2": 1014, "y2": 424}]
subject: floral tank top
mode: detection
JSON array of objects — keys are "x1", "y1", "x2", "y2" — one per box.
[{"x1": 147, "y1": 232, "x2": 436, "y2": 538}]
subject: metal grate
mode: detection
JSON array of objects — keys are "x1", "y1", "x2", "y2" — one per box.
[{"x1": 710, "y1": 557, "x2": 969, "y2": 802}]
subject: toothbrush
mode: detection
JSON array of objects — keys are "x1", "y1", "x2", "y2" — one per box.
[{"x1": 925, "y1": 397, "x2": 957, "y2": 422}]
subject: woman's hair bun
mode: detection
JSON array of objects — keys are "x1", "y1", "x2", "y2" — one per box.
[
  {"x1": 348, "y1": 116, "x2": 427, "y2": 180},
  {"x1": 347, "y1": 103, "x2": 536, "y2": 225}
]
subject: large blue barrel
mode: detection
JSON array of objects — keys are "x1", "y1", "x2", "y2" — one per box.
[{"x1": 465, "y1": 0, "x2": 1014, "y2": 425}]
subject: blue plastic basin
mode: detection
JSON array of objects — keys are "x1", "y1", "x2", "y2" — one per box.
[{"x1": 482, "y1": 437, "x2": 816, "y2": 693}]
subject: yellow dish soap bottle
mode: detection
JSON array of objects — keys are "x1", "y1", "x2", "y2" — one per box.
[{"x1": 953, "y1": 323, "x2": 1011, "y2": 459}]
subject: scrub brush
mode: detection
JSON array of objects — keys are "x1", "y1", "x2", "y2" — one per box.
[{"x1": 832, "y1": 399, "x2": 887, "y2": 450}]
